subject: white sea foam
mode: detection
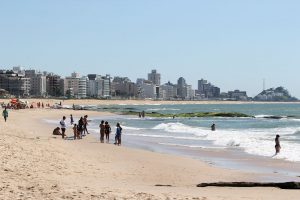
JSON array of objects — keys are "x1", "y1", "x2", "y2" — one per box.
[
  {"x1": 152, "y1": 122, "x2": 300, "y2": 162},
  {"x1": 153, "y1": 122, "x2": 208, "y2": 136},
  {"x1": 126, "y1": 133, "x2": 202, "y2": 140}
]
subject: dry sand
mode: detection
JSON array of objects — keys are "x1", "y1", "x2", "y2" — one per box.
[{"x1": 0, "y1": 107, "x2": 300, "y2": 199}]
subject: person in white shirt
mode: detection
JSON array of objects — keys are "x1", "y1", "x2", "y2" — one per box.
[{"x1": 60, "y1": 116, "x2": 66, "y2": 139}]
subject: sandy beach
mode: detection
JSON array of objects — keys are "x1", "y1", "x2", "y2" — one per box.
[{"x1": 1, "y1": 105, "x2": 300, "y2": 199}]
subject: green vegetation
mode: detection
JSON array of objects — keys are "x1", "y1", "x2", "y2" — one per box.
[{"x1": 121, "y1": 111, "x2": 252, "y2": 118}]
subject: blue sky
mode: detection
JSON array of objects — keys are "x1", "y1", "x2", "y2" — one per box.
[{"x1": 0, "y1": 0, "x2": 299, "y2": 97}]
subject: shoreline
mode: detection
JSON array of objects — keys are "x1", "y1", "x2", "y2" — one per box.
[{"x1": 1, "y1": 108, "x2": 300, "y2": 199}]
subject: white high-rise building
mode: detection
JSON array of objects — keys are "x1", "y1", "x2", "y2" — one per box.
[
  {"x1": 103, "y1": 75, "x2": 111, "y2": 97},
  {"x1": 186, "y1": 85, "x2": 195, "y2": 100},
  {"x1": 78, "y1": 76, "x2": 87, "y2": 98}
]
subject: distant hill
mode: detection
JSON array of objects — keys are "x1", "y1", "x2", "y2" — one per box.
[{"x1": 254, "y1": 87, "x2": 298, "y2": 101}]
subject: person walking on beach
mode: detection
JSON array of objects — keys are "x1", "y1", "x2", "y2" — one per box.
[
  {"x1": 60, "y1": 116, "x2": 66, "y2": 139},
  {"x1": 99, "y1": 120, "x2": 105, "y2": 143},
  {"x1": 104, "y1": 121, "x2": 111, "y2": 143},
  {"x1": 275, "y1": 134, "x2": 281, "y2": 155},
  {"x1": 70, "y1": 114, "x2": 74, "y2": 125},
  {"x1": 114, "y1": 122, "x2": 122, "y2": 146},
  {"x1": 2, "y1": 107, "x2": 8, "y2": 122}
]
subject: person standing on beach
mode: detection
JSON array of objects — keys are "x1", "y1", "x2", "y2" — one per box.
[
  {"x1": 73, "y1": 124, "x2": 78, "y2": 140},
  {"x1": 78, "y1": 117, "x2": 84, "y2": 138},
  {"x1": 275, "y1": 134, "x2": 281, "y2": 155},
  {"x1": 2, "y1": 107, "x2": 8, "y2": 122},
  {"x1": 114, "y1": 122, "x2": 122, "y2": 146},
  {"x1": 70, "y1": 114, "x2": 74, "y2": 125},
  {"x1": 83, "y1": 115, "x2": 89, "y2": 134},
  {"x1": 99, "y1": 120, "x2": 105, "y2": 143},
  {"x1": 60, "y1": 116, "x2": 66, "y2": 139},
  {"x1": 104, "y1": 121, "x2": 111, "y2": 143}
]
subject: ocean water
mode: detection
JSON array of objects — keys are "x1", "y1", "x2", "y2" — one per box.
[{"x1": 82, "y1": 103, "x2": 300, "y2": 163}]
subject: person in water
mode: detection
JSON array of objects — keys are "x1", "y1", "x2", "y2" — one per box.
[
  {"x1": 275, "y1": 134, "x2": 281, "y2": 155},
  {"x1": 211, "y1": 123, "x2": 216, "y2": 131}
]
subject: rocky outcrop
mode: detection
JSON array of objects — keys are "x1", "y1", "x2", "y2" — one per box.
[{"x1": 197, "y1": 182, "x2": 300, "y2": 189}]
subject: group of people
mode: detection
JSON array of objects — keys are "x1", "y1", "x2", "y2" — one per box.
[
  {"x1": 53, "y1": 114, "x2": 89, "y2": 140},
  {"x1": 53, "y1": 114, "x2": 122, "y2": 145},
  {"x1": 138, "y1": 110, "x2": 145, "y2": 118},
  {"x1": 99, "y1": 120, "x2": 122, "y2": 145}
]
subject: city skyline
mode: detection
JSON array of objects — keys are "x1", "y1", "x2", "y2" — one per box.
[
  {"x1": 1, "y1": 66, "x2": 296, "y2": 101},
  {"x1": 1, "y1": 1, "x2": 299, "y2": 97}
]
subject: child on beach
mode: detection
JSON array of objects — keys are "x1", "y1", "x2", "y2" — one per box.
[
  {"x1": 114, "y1": 123, "x2": 122, "y2": 146},
  {"x1": 73, "y1": 124, "x2": 78, "y2": 140}
]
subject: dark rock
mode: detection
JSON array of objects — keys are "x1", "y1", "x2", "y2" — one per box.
[{"x1": 197, "y1": 182, "x2": 300, "y2": 189}]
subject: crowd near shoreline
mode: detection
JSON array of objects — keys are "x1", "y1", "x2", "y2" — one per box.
[{"x1": 54, "y1": 114, "x2": 123, "y2": 146}]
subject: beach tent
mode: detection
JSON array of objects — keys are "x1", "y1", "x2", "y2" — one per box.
[{"x1": 10, "y1": 98, "x2": 17, "y2": 104}]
